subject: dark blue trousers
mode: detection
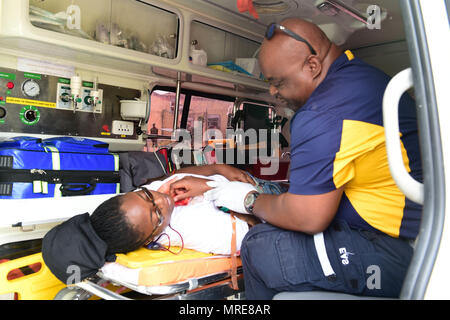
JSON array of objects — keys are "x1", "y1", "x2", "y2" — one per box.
[{"x1": 240, "y1": 219, "x2": 414, "y2": 300}]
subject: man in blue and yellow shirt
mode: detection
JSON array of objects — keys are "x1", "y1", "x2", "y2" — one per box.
[{"x1": 202, "y1": 18, "x2": 422, "y2": 299}]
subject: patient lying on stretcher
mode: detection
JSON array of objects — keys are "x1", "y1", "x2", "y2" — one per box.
[
  {"x1": 91, "y1": 173, "x2": 262, "y2": 256},
  {"x1": 42, "y1": 164, "x2": 285, "y2": 284}
]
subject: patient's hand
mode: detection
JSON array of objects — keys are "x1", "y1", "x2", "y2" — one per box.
[
  {"x1": 157, "y1": 176, "x2": 179, "y2": 194},
  {"x1": 169, "y1": 176, "x2": 213, "y2": 202},
  {"x1": 214, "y1": 164, "x2": 256, "y2": 185},
  {"x1": 157, "y1": 176, "x2": 191, "y2": 206}
]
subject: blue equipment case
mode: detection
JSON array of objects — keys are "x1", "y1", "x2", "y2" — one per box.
[{"x1": 0, "y1": 136, "x2": 120, "y2": 199}]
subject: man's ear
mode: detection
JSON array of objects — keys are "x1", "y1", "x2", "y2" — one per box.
[{"x1": 306, "y1": 55, "x2": 322, "y2": 79}]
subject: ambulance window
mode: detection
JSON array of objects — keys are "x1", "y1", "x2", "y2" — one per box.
[
  {"x1": 187, "y1": 96, "x2": 234, "y2": 148},
  {"x1": 146, "y1": 88, "x2": 235, "y2": 151},
  {"x1": 146, "y1": 90, "x2": 184, "y2": 151},
  {"x1": 242, "y1": 103, "x2": 275, "y2": 151}
]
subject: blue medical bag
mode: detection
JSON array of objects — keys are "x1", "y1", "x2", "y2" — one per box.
[{"x1": 0, "y1": 136, "x2": 120, "y2": 199}]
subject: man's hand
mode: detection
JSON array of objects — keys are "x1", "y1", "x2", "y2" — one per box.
[{"x1": 204, "y1": 180, "x2": 258, "y2": 214}]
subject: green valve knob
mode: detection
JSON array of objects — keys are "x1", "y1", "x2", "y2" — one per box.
[
  {"x1": 60, "y1": 93, "x2": 70, "y2": 103},
  {"x1": 20, "y1": 106, "x2": 40, "y2": 125},
  {"x1": 76, "y1": 98, "x2": 82, "y2": 103},
  {"x1": 84, "y1": 96, "x2": 93, "y2": 105}
]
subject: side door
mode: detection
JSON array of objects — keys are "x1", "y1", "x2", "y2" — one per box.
[{"x1": 388, "y1": 0, "x2": 450, "y2": 299}]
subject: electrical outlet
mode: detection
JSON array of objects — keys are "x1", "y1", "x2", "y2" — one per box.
[{"x1": 112, "y1": 120, "x2": 134, "y2": 136}]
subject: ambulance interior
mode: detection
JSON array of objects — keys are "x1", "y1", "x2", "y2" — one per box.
[{"x1": 0, "y1": 0, "x2": 437, "y2": 300}]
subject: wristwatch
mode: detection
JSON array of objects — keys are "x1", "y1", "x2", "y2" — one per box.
[{"x1": 244, "y1": 191, "x2": 260, "y2": 214}]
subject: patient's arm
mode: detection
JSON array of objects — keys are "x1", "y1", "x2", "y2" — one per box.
[
  {"x1": 173, "y1": 164, "x2": 255, "y2": 185},
  {"x1": 169, "y1": 164, "x2": 256, "y2": 202}
]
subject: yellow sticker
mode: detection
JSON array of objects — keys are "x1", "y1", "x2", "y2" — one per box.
[
  {"x1": 6, "y1": 97, "x2": 56, "y2": 109},
  {"x1": 101, "y1": 132, "x2": 111, "y2": 136}
]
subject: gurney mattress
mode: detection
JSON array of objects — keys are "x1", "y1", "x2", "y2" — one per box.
[{"x1": 101, "y1": 247, "x2": 241, "y2": 287}]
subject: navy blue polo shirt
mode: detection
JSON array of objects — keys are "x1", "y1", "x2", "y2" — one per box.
[{"x1": 288, "y1": 50, "x2": 422, "y2": 239}]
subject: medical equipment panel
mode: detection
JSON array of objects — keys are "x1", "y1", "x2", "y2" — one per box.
[{"x1": 0, "y1": 67, "x2": 142, "y2": 140}]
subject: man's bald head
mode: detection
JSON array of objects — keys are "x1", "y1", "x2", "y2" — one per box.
[
  {"x1": 259, "y1": 18, "x2": 342, "y2": 109},
  {"x1": 280, "y1": 18, "x2": 329, "y2": 56}
]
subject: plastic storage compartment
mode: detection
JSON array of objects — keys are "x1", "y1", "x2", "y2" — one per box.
[
  {"x1": 28, "y1": 0, "x2": 179, "y2": 58},
  {"x1": 190, "y1": 20, "x2": 261, "y2": 77}
]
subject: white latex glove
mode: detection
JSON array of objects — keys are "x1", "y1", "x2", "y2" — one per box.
[{"x1": 204, "y1": 180, "x2": 258, "y2": 214}]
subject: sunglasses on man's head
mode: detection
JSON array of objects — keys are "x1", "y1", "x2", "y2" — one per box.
[
  {"x1": 265, "y1": 23, "x2": 317, "y2": 55},
  {"x1": 141, "y1": 187, "x2": 164, "y2": 245}
]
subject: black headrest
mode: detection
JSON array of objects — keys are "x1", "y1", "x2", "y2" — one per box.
[{"x1": 42, "y1": 213, "x2": 116, "y2": 284}]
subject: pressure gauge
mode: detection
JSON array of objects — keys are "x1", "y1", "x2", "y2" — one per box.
[{"x1": 21, "y1": 79, "x2": 41, "y2": 98}]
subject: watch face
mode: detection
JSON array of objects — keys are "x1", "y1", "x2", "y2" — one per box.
[
  {"x1": 244, "y1": 192, "x2": 258, "y2": 213},
  {"x1": 245, "y1": 192, "x2": 255, "y2": 206}
]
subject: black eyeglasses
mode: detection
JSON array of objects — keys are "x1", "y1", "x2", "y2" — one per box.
[
  {"x1": 265, "y1": 23, "x2": 317, "y2": 55},
  {"x1": 141, "y1": 187, "x2": 164, "y2": 245}
]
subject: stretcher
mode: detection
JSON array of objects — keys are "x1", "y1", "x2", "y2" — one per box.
[
  {"x1": 0, "y1": 244, "x2": 244, "y2": 300},
  {"x1": 80, "y1": 247, "x2": 244, "y2": 300},
  {"x1": 0, "y1": 155, "x2": 271, "y2": 300},
  {"x1": 0, "y1": 181, "x2": 246, "y2": 300}
]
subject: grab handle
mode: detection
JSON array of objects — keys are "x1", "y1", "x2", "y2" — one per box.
[
  {"x1": 60, "y1": 181, "x2": 97, "y2": 196},
  {"x1": 382, "y1": 68, "x2": 424, "y2": 204}
]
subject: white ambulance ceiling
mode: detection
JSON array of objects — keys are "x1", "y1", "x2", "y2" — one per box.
[{"x1": 196, "y1": 0, "x2": 405, "y2": 49}]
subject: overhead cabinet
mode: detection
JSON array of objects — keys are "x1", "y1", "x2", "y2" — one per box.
[
  {"x1": 0, "y1": 0, "x2": 269, "y2": 91},
  {"x1": 29, "y1": 0, "x2": 179, "y2": 59}
]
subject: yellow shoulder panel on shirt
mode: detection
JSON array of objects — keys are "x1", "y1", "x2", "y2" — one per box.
[
  {"x1": 333, "y1": 120, "x2": 387, "y2": 189},
  {"x1": 333, "y1": 119, "x2": 411, "y2": 237},
  {"x1": 344, "y1": 50, "x2": 355, "y2": 61}
]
